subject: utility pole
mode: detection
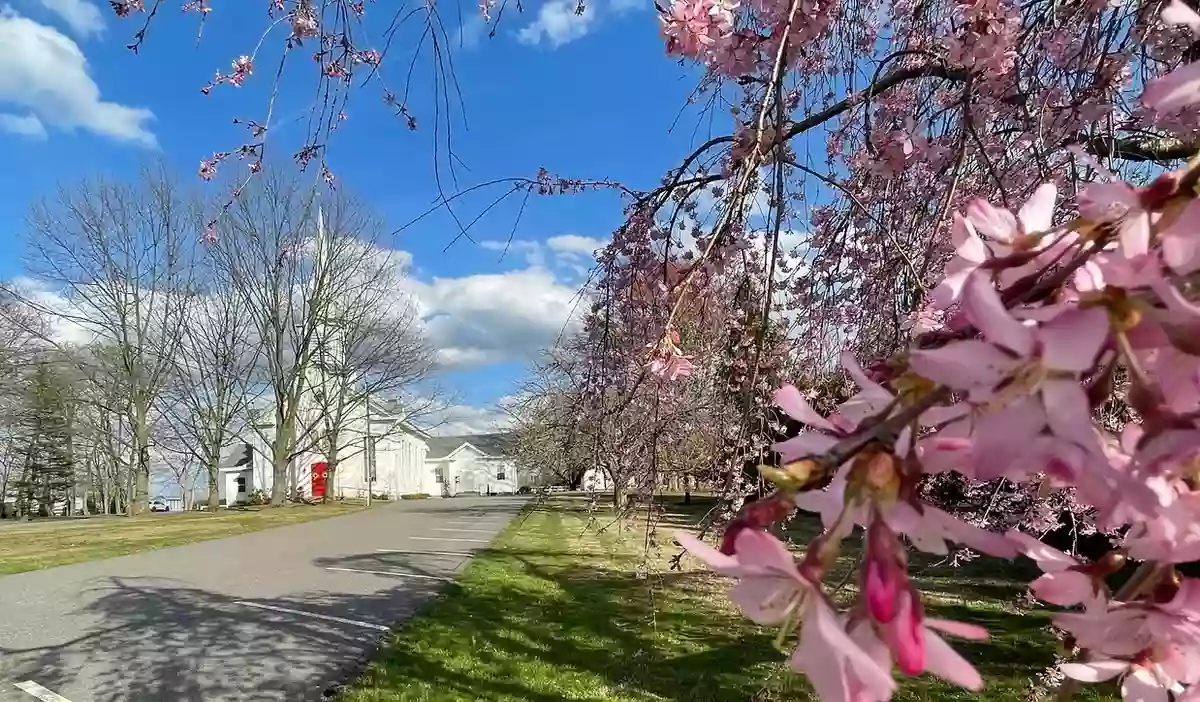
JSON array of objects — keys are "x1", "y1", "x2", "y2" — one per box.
[{"x1": 365, "y1": 399, "x2": 374, "y2": 506}]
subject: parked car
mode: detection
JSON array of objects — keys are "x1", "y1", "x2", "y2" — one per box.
[{"x1": 149, "y1": 498, "x2": 170, "y2": 513}]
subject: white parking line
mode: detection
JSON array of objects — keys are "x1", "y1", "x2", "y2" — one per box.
[
  {"x1": 14, "y1": 681, "x2": 73, "y2": 702},
  {"x1": 408, "y1": 536, "x2": 490, "y2": 543},
  {"x1": 431, "y1": 528, "x2": 494, "y2": 534},
  {"x1": 376, "y1": 549, "x2": 475, "y2": 557},
  {"x1": 234, "y1": 601, "x2": 391, "y2": 632},
  {"x1": 326, "y1": 567, "x2": 454, "y2": 582}
]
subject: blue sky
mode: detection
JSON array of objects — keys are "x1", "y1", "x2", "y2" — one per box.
[{"x1": 0, "y1": 0, "x2": 718, "y2": 434}]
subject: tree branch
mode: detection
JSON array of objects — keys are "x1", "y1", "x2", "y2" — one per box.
[{"x1": 1071, "y1": 134, "x2": 1198, "y2": 163}]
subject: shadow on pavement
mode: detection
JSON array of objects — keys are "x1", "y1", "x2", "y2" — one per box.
[{"x1": 0, "y1": 575, "x2": 442, "y2": 702}]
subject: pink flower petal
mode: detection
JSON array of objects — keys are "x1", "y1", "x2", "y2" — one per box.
[
  {"x1": 1162, "y1": 0, "x2": 1200, "y2": 35},
  {"x1": 929, "y1": 268, "x2": 975, "y2": 310},
  {"x1": 1030, "y1": 571, "x2": 1095, "y2": 607},
  {"x1": 909, "y1": 340, "x2": 1015, "y2": 391},
  {"x1": 675, "y1": 531, "x2": 740, "y2": 574},
  {"x1": 1038, "y1": 306, "x2": 1110, "y2": 373},
  {"x1": 1018, "y1": 183, "x2": 1058, "y2": 235},
  {"x1": 728, "y1": 576, "x2": 804, "y2": 625},
  {"x1": 733, "y1": 529, "x2": 800, "y2": 573},
  {"x1": 1122, "y1": 666, "x2": 1170, "y2": 702},
  {"x1": 774, "y1": 385, "x2": 836, "y2": 431},
  {"x1": 967, "y1": 197, "x2": 1019, "y2": 244},
  {"x1": 925, "y1": 618, "x2": 989, "y2": 640},
  {"x1": 1161, "y1": 199, "x2": 1200, "y2": 276},
  {"x1": 793, "y1": 482, "x2": 848, "y2": 529},
  {"x1": 951, "y1": 213, "x2": 988, "y2": 262},
  {"x1": 963, "y1": 273, "x2": 1034, "y2": 356},
  {"x1": 793, "y1": 598, "x2": 897, "y2": 701},
  {"x1": 841, "y1": 351, "x2": 887, "y2": 396},
  {"x1": 772, "y1": 432, "x2": 839, "y2": 462},
  {"x1": 1007, "y1": 530, "x2": 1077, "y2": 572},
  {"x1": 1143, "y1": 61, "x2": 1200, "y2": 114},
  {"x1": 922, "y1": 628, "x2": 984, "y2": 690},
  {"x1": 925, "y1": 506, "x2": 1020, "y2": 559},
  {"x1": 1041, "y1": 379, "x2": 1098, "y2": 448},
  {"x1": 1060, "y1": 660, "x2": 1128, "y2": 683}
]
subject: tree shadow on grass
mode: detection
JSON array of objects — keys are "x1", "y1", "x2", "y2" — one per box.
[
  {"x1": 344, "y1": 551, "x2": 782, "y2": 702},
  {"x1": 338, "y1": 496, "x2": 1094, "y2": 702},
  {"x1": 337, "y1": 539, "x2": 1083, "y2": 702}
]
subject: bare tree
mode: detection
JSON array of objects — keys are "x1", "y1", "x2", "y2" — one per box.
[
  {"x1": 508, "y1": 349, "x2": 594, "y2": 490},
  {"x1": 72, "y1": 343, "x2": 138, "y2": 514},
  {"x1": 210, "y1": 170, "x2": 410, "y2": 505},
  {"x1": 20, "y1": 168, "x2": 198, "y2": 515},
  {"x1": 155, "y1": 281, "x2": 255, "y2": 511}
]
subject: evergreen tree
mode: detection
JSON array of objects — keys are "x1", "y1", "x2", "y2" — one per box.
[{"x1": 14, "y1": 364, "x2": 75, "y2": 517}]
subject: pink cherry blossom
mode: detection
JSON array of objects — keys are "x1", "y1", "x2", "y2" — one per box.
[
  {"x1": 911, "y1": 274, "x2": 1110, "y2": 453},
  {"x1": 675, "y1": 529, "x2": 811, "y2": 624},
  {"x1": 928, "y1": 184, "x2": 1059, "y2": 310},
  {"x1": 1008, "y1": 530, "x2": 1098, "y2": 607},
  {"x1": 791, "y1": 596, "x2": 897, "y2": 702}
]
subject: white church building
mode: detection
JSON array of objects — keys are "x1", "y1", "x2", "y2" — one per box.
[
  {"x1": 217, "y1": 399, "x2": 438, "y2": 504},
  {"x1": 217, "y1": 422, "x2": 524, "y2": 504}
]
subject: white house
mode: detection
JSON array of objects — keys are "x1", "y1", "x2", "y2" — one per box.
[
  {"x1": 424, "y1": 433, "x2": 521, "y2": 496},
  {"x1": 581, "y1": 467, "x2": 612, "y2": 492}
]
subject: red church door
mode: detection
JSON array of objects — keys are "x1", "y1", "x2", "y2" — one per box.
[{"x1": 312, "y1": 462, "x2": 328, "y2": 499}]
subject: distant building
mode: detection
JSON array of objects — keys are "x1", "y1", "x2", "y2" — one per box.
[
  {"x1": 424, "y1": 433, "x2": 521, "y2": 496},
  {"x1": 580, "y1": 467, "x2": 612, "y2": 492}
]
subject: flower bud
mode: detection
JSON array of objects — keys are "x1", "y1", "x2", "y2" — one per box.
[
  {"x1": 850, "y1": 448, "x2": 900, "y2": 503},
  {"x1": 1092, "y1": 550, "x2": 1127, "y2": 577}
]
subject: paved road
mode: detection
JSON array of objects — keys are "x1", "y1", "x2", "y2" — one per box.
[{"x1": 0, "y1": 496, "x2": 528, "y2": 702}]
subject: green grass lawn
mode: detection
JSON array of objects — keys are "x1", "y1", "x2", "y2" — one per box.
[
  {"x1": 0, "y1": 500, "x2": 367, "y2": 575},
  {"x1": 340, "y1": 497, "x2": 1111, "y2": 702}
]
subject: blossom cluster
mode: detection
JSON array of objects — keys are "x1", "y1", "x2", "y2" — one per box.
[{"x1": 666, "y1": 2, "x2": 1200, "y2": 699}]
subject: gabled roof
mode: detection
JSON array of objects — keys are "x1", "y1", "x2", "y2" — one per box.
[{"x1": 425, "y1": 432, "x2": 515, "y2": 460}]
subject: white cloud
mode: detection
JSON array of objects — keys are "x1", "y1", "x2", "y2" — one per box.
[
  {"x1": 0, "y1": 8, "x2": 156, "y2": 146},
  {"x1": 546, "y1": 234, "x2": 606, "y2": 258},
  {"x1": 426, "y1": 401, "x2": 515, "y2": 435},
  {"x1": 36, "y1": 0, "x2": 104, "y2": 38},
  {"x1": 10, "y1": 275, "x2": 95, "y2": 346},
  {"x1": 0, "y1": 112, "x2": 46, "y2": 139},
  {"x1": 517, "y1": 0, "x2": 596, "y2": 47},
  {"x1": 516, "y1": 0, "x2": 644, "y2": 47},
  {"x1": 402, "y1": 266, "x2": 586, "y2": 370}
]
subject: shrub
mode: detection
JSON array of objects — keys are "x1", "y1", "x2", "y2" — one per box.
[{"x1": 400, "y1": 493, "x2": 430, "y2": 500}]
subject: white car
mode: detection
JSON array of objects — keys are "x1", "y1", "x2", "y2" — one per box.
[{"x1": 149, "y1": 499, "x2": 170, "y2": 513}]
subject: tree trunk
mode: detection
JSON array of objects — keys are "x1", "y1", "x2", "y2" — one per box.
[
  {"x1": 612, "y1": 482, "x2": 626, "y2": 509},
  {"x1": 323, "y1": 431, "x2": 340, "y2": 504},
  {"x1": 324, "y1": 457, "x2": 338, "y2": 504},
  {"x1": 206, "y1": 463, "x2": 220, "y2": 512},
  {"x1": 271, "y1": 430, "x2": 290, "y2": 506},
  {"x1": 130, "y1": 406, "x2": 151, "y2": 516}
]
